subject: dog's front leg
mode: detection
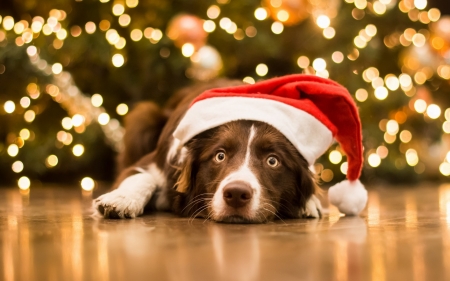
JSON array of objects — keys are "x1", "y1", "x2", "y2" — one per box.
[{"x1": 93, "y1": 165, "x2": 160, "y2": 219}]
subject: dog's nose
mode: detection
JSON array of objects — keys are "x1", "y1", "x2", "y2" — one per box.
[{"x1": 223, "y1": 182, "x2": 253, "y2": 208}]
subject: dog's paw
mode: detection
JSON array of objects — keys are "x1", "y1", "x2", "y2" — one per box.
[
  {"x1": 93, "y1": 190, "x2": 146, "y2": 219},
  {"x1": 301, "y1": 194, "x2": 323, "y2": 218}
]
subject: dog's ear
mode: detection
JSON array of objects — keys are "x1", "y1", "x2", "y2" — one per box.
[
  {"x1": 175, "y1": 152, "x2": 194, "y2": 193},
  {"x1": 296, "y1": 158, "x2": 317, "y2": 207}
]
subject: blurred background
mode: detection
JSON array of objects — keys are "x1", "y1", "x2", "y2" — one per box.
[{"x1": 1, "y1": 0, "x2": 450, "y2": 190}]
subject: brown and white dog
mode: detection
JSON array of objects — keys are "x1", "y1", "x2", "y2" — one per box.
[{"x1": 93, "y1": 80, "x2": 322, "y2": 223}]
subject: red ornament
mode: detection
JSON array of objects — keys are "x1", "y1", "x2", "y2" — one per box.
[
  {"x1": 166, "y1": 14, "x2": 207, "y2": 49},
  {"x1": 264, "y1": 0, "x2": 310, "y2": 26},
  {"x1": 432, "y1": 16, "x2": 450, "y2": 44}
]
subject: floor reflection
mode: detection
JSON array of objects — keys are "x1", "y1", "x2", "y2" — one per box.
[
  {"x1": 209, "y1": 225, "x2": 260, "y2": 281},
  {"x1": 367, "y1": 191, "x2": 380, "y2": 227},
  {"x1": 1, "y1": 185, "x2": 450, "y2": 280}
]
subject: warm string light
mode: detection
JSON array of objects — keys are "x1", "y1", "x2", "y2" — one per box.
[
  {"x1": 26, "y1": 51, "x2": 125, "y2": 152},
  {"x1": 305, "y1": 0, "x2": 449, "y2": 177},
  {"x1": 81, "y1": 177, "x2": 95, "y2": 191},
  {"x1": 0, "y1": 29, "x2": 129, "y2": 187}
]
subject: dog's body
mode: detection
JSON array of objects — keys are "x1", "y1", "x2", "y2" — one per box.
[{"x1": 94, "y1": 80, "x2": 322, "y2": 223}]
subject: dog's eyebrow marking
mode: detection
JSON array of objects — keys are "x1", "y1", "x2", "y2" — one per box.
[{"x1": 244, "y1": 125, "x2": 256, "y2": 167}]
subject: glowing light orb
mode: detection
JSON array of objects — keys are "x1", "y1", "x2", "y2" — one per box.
[
  {"x1": 81, "y1": 177, "x2": 95, "y2": 191},
  {"x1": 256, "y1": 64, "x2": 268, "y2": 76},
  {"x1": 18, "y1": 176, "x2": 30, "y2": 190}
]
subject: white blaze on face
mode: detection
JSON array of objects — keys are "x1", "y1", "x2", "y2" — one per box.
[{"x1": 212, "y1": 125, "x2": 262, "y2": 219}]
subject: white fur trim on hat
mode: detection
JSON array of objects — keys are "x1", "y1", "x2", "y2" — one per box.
[
  {"x1": 328, "y1": 179, "x2": 367, "y2": 215},
  {"x1": 173, "y1": 96, "x2": 334, "y2": 165}
]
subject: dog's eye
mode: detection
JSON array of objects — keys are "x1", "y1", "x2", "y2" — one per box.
[
  {"x1": 215, "y1": 152, "x2": 226, "y2": 162},
  {"x1": 266, "y1": 156, "x2": 279, "y2": 167}
]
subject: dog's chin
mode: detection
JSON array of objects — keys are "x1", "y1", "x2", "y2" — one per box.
[
  {"x1": 216, "y1": 215, "x2": 257, "y2": 224},
  {"x1": 212, "y1": 211, "x2": 272, "y2": 224}
]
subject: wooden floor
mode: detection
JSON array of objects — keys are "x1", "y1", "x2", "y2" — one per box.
[{"x1": 1, "y1": 184, "x2": 450, "y2": 281}]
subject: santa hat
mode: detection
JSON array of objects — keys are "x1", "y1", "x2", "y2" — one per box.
[{"x1": 172, "y1": 74, "x2": 367, "y2": 216}]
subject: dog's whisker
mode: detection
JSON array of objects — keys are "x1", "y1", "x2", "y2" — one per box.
[
  {"x1": 261, "y1": 198, "x2": 291, "y2": 213},
  {"x1": 261, "y1": 204, "x2": 286, "y2": 224},
  {"x1": 183, "y1": 198, "x2": 213, "y2": 214},
  {"x1": 190, "y1": 192, "x2": 215, "y2": 200},
  {"x1": 203, "y1": 210, "x2": 214, "y2": 224},
  {"x1": 180, "y1": 193, "x2": 214, "y2": 214},
  {"x1": 181, "y1": 197, "x2": 211, "y2": 210},
  {"x1": 255, "y1": 212, "x2": 264, "y2": 223},
  {"x1": 189, "y1": 205, "x2": 210, "y2": 223},
  {"x1": 261, "y1": 209, "x2": 269, "y2": 223}
]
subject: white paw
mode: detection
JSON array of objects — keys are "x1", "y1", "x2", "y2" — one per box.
[
  {"x1": 93, "y1": 189, "x2": 147, "y2": 219},
  {"x1": 301, "y1": 194, "x2": 323, "y2": 218}
]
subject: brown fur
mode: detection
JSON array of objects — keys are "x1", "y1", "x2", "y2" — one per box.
[{"x1": 116, "y1": 102, "x2": 167, "y2": 173}]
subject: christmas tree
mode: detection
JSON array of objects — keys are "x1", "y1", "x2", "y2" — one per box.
[{"x1": 1, "y1": 0, "x2": 449, "y2": 190}]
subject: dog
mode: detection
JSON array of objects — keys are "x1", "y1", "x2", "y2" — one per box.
[{"x1": 93, "y1": 79, "x2": 323, "y2": 223}]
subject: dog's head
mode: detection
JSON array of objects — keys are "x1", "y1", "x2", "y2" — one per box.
[{"x1": 172, "y1": 120, "x2": 316, "y2": 223}]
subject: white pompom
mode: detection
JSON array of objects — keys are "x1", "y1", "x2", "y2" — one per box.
[{"x1": 328, "y1": 179, "x2": 367, "y2": 216}]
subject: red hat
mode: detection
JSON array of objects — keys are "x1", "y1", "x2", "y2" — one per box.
[{"x1": 173, "y1": 74, "x2": 367, "y2": 215}]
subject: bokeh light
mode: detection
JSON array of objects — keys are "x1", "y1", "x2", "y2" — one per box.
[
  {"x1": 112, "y1": 4, "x2": 125, "y2": 16},
  {"x1": 18, "y1": 176, "x2": 30, "y2": 190},
  {"x1": 414, "y1": 99, "x2": 427, "y2": 113},
  {"x1": 256, "y1": 63, "x2": 268, "y2": 76},
  {"x1": 321, "y1": 169, "x2": 334, "y2": 182},
  {"x1": 374, "y1": 87, "x2": 388, "y2": 100},
  {"x1": 368, "y1": 153, "x2": 381, "y2": 167},
  {"x1": 427, "y1": 104, "x2": 441, "y2": 119},
  {"x1": 386, "y1": 120, "x2": 399, "y2": 135},
  {"x1": 297, "y1": 56, "x2": 310, "y2": 68},
  {"x1": 112, "y1": 54, "x2": 125, "y2": 67},
  {"x1": 72, "y1": 114, "x2": 84, "y2": 127},
  {"x1": 332, "y1": 51, "x2": 344, "y2": 63},
  {"x1": 405, "y1": 149, "x2": 419, "y2": 166},
  {"x1": 7, "y1": 144, "x2": 19, "y2": 157},
  {"x1": 81, "y1": 177, "x2": 95, "y2": 191},
  {"x1": 312, "y1": 58, "x2": 326, "y2": 71},
  {"x1": 316, "y1": 15, "x2": 330, "y2": 28},
  {"x1": 52, "y1": 63, "x2": 63, "y2": 74},
  {"x1": 400, "y1": 130, "x2": 412, "y2": 143},
  {"x1": 20, "y1": 97, "x2": 31, "y2": 108},
  {"x1": 91, "y1": 94, "x2": 103, "y2": 107},
  {"x1": 203, "y1": 20, "x2": 216, "y2": 33},
  {"x1": 254, "y1": 8, "x2": 268, "y2": 20},
  {"x1": 4, "y1": 101, "x2": 15, "y2": 113},
  {"x1": 181, "y1": 43, "x2": 195, "y2": 57},
  {"x1": 414, "y1": 0, "x2": 427, "y2": 10},
  {"x1": 340, "y1": 162, "x2": 348, "y2": 175},
  {"x1": 24, "y1": 110, "x2": 36, "y2": 123},
  {"x1": 243, "y1": 77, "x2": 255, "y2": 84},
  {"x1": 130, "y1": 29, "x2": 143, "y2": 41},
  {"x1": 116, "y1": 103, "x2": 129, "y2": 115},
  {"x1": 377, "y1": 146, "x2": 389, "y2": 159},
  {"x1": 20, "y1": 129, "x2": 30, "y2": 140},
  {"x1": 271, "y1": 22, "x2": 284, "y2": 34},
  {"x1": 46, "y1": 155, "x2": 58, "y2": 168},
  {"x1": 12, "y1": 161, "x2": 24, "y2": 173},
  {"x1": 98, "y1": 113, "x2": 110, "y2": 125},
  {"x1": 355, "y1": 89, "x2": 368, "y2": 102},
  {"x1": 62, "y1": 117, "x2": 73, "y2": 130},
  {"x1": 207, "y1": 5, "x2": 221, "y2": 19},
  {"x1": 329, "y1": 150, "x2": 342, "y2": 164},
  {"x1": 73, "y1": 144, "x2": 85, "y2": 157}
]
